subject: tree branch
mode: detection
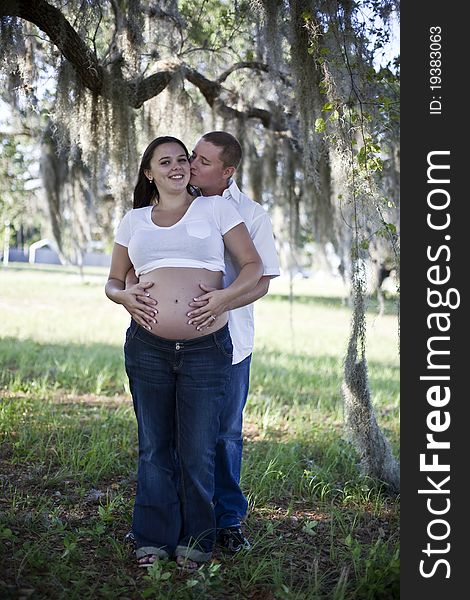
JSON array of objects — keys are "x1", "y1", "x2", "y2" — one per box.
[
  {"x1": 184, "y1": 66, "x2": 285, "y2": 131},
  {"x1": 217, "y1": 61, "x2": 269, "y2": 83},
  {"x1": 0, "y1": 0, "x2": 288, "y2": 131},
  {"x1": 129, "y1": 69, "x2": 174, "y2": 108},
  {"x1": 0, "y1": 0, "x2": 104, "y2": 93},
  {"x1": 184, "y1": 67, "x2": 222, "y2": 105}
]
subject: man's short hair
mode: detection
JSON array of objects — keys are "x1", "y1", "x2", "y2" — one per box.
[{"x1": 201, "y1": 131, "x2": 242, "y2": 169}]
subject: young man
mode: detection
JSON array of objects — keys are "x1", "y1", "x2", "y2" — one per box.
[{"x1": 187, "y1": 131, "x2": 280, "y2": 552}]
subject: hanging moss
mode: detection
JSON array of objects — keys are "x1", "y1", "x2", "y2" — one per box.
[
  {"x1": 247, "y1": 141, "x2": 263, "y2": 202},
  {"x1": 125, "y1": 0, "x2": 144, "y2": 71},
  {"x1": 66, "y1": 147, "x2": 93, "y2": 266},
  {"x1": 233, "y1": 117, "x2": 246, "y2": 187},
  {"x1": 288, "y1": 0, "x2": 323, "y2": 181},
  {"x1": 341, "y1": 257, "x2": 400, "y2": 492},
  {"x1": 0, "y1": 17, "x2": 36, "y2": 110},
  {"x1": 260, "y1": 0, "x2": 284, "y2": 68},
  {"x1": 40, "y1": 121, "x2": 67, "y2": 259},
  {"x1": 263, "y1": 130, "x2": 278, "y2": 195},
  {"x1": 0, "y1": 16, "x2": 24, "y2": 73}
]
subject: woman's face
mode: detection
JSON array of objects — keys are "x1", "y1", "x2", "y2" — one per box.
[{"x1": 146, "y1": 142, "x2": 190, "y2": 195}]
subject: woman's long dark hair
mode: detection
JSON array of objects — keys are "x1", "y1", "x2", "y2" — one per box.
[{"x1": 133, "y1": 136, "x2": 193, "y2": 208}]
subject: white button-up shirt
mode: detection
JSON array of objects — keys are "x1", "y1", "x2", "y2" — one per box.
[{"x1": 222, "y1": 180, "x2": 280, "y2": 364}]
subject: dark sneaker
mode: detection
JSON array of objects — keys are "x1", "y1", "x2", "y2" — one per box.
[
  {"x1": 124, "y1": 530, "x2": 136, "y2": 549},
  {"x1": 217, "y1": 526, "x2": 251, "y2": 553}
]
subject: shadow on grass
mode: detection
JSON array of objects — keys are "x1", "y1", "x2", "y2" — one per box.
[
  {"x1": 251, "y1": 348, "x2": 399, "y2": 412},
  {"x1": 1, "y1": 338, "x2": 399, "y2": 414}
]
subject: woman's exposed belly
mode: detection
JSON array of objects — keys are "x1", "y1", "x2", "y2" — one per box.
[{"x1": 139, "y1": 267, "x2": 228, "y2": 340}]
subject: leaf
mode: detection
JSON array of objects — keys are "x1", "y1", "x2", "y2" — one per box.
[
  {"x1": 315, "y1": 117, "x2": 326, "y2": 133},
  {"x1": 302, "y1": 520, "x2": 319, "y2": 536},
  {"x1": 329, "y1": 109, "x2": 339, "y2": 121},
  {"x1": 322, "y1": 102, "x2": 333, "y2": 111},
  {"x1": 0, "y1": 527, "x2": 13, "y2": 539}
]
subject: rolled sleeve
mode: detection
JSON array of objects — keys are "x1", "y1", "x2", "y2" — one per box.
[{"x1": 250, "y1": 212, "x2": 280, "y2": 277}]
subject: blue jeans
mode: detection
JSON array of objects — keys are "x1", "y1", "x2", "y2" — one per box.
[
  {"x1": 214, "y1": 354, "x2": 252, "y2": 529},
  {"x1": 124, "y1": 320, "x2": 233, "y2": 562}
]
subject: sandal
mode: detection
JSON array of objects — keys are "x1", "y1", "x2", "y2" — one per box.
[
  {"x1": 176, "y1": 555, "x2": 200, "y2": 572},
  {"x1": 137, "y1": 554, "x2": 158, "y2": 568},
  {"x1": 136, "y1": 545, "x2": 167, "y2": 567}
]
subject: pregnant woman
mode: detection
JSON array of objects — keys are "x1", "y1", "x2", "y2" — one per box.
[{"x1": 105, "y1": 136, "x2": 262, "y2": 570}]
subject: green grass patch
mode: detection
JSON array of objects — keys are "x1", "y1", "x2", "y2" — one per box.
[{"x1": 0, "y1": 265, "x2": 399, "y2": 599}]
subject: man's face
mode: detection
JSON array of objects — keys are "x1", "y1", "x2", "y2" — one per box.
[{"x1": 189, "y1": 139, "x2": 231, "y2": 195}]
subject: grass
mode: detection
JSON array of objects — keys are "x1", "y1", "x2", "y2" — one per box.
[{"x1": 0, "y1": 265, "x2": 399, "y2": 599}]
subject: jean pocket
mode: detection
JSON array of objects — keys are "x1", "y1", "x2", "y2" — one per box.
[
  {"x1": 215, "y1": 334, "x2": 233, "y2": 359},
  {"x1": 125, "y1": 319, "x2": 139, "y2": 345}
]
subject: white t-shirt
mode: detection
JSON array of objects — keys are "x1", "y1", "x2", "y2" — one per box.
[
  {"x1": 222, "y1": 180, "x2": 280, "y2": 364},
  {"x1": 114, "y1": 195, "x2": 243, "y2": 277}
]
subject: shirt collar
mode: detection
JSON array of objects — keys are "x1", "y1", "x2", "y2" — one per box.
[{"x1": 222, "y1": 179, "x2": 242, "y2": 204}]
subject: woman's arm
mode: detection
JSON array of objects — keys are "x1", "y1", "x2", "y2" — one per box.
[
  {"x1": 105, "y1": 243, "x2": 158, "y2": 330},
  {"x1": 187, "y1": 223, "x2": 263, "y2": 330}
]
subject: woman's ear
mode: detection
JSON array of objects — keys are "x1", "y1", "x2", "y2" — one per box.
[{"x1": 144, "y1": 169, "x2": 153, "y2": 181}]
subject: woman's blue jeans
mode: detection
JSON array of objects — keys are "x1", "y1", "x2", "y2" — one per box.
[{"x1": 124, "y1": 319, "x2": 233, "y2": 562}]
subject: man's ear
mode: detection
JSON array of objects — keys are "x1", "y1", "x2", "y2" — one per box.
[{"x1": 223, "y1": 166, "x2": 236, "y2": 179}]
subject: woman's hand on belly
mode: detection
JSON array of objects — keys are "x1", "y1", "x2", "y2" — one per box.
[
  {"x1": 186, "y1": 283, "x2": 231, "y2": 331},
  {"x1": 121, "y1": 281, "x2": 159, "y2": 330}
]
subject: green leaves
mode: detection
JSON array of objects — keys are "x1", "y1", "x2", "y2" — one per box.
[
  {"x1": 302, "y1": 520, "x2": 319, "y2": 536},
  {"x1": 315, "y1": 104, "x2": 340, "y2": 134},
  {"x1": 315, "y1": 117, "x2": 326, "y2": 133},
  {"x1": 377, "y1": 222, "x2": 398, "y2": 238},
  {"x1": 356, "y1": 138, "x2": 383, "y2": 172}
]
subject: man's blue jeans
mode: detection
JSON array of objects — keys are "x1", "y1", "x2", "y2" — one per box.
[
  {"x1": 214, "y1": 354, "x2": 252, "y2": 529},
  {"x1": 124, "y1": 320, "x2": 233, "y2": 562}
]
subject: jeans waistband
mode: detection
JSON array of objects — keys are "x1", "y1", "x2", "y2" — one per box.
[{"x1": 130, "y1": 320, "x2": 230, "y2": 351}]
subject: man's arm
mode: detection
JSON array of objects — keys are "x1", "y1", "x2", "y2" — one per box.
[{"x1": 224, "y1": 275, "x2": 271, "y2": 310}]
